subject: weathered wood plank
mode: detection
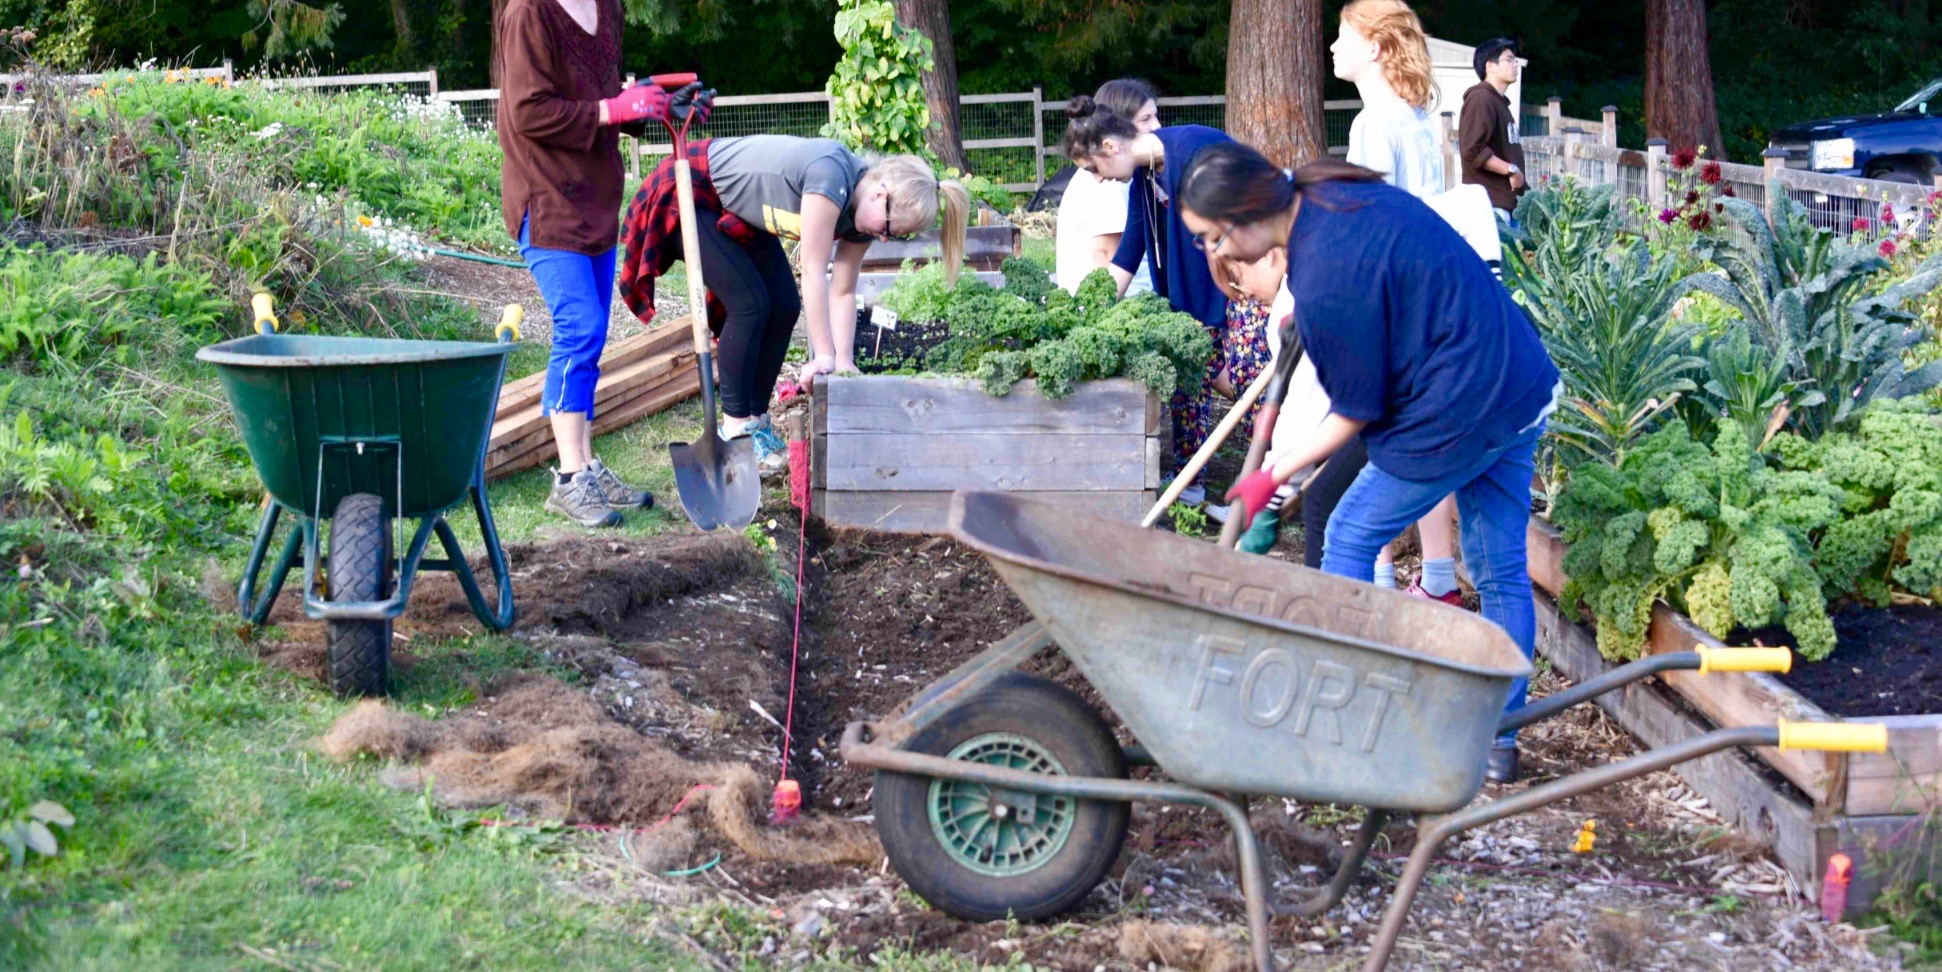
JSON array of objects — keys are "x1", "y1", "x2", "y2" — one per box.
[
  {"x1": 487, "y1": 349, "x2": 694, "y2": 464},
  {"x1": 821, "y1": 376, "x2": 1152, "y2": 435},
  {"x1": 1145, "y1": 436, "x2": 1162, "y2": 490},
  {"x1": 814, "y1": 489, "x2": 1155, "y2": 534},
  {"x1": 496, "y1": 318, "x2": 693, "y2": 418},
  {"x1": 486, "y1": 372, "x2": 699, "y2": 480},
  {"x1": 1839, "y1": 714, "x2": 1942, "y2": 816},
  {"x1": 820, "y1": 432, "x2": 1151, "y2": 492},
  {"x1": 1832, "y1": 814, "x2": 1942, "y2": 917},
  {"x1": 1535, "y1": 591, "x2": 1831, "y2": 902}
]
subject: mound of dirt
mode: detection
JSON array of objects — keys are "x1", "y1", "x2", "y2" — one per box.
[{"x1": 320, "y1": 680, "x2": 878, "y2": 867}]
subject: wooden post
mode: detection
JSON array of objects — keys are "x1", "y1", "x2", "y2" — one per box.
[
  {"x1": 1563, "y1": 127, "x2": 1584, "y2": 181},
  {"x1": 1601, "y1": 105, "x2": 1618, "y2": 148},
  {"x1": 1646, "y1": 138, "x2": 1669, "y2": 212},
  {"x1": 1441, "y1": 110, "x2": 1458, "y2": 191},
  {"x1": 1762, "y1": 147, "x2": 1787, "y2": 225},
  {"x1": 1546, "y1": 95, "x2": 1562, "y2": 137},
  {"x1": 426, "y1": 68, "x2": 439, "y2": 99},
  {"x1": 222, "y1": 59, "x2": 234, "y2": 85},
  {"x1": 1032, "y1": 85, "x2": 1046, "y2": 189}
]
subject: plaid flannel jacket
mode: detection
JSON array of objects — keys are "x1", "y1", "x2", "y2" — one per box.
[{"x1": 617, "y1": 138, "x2": 759, "y2": 328}]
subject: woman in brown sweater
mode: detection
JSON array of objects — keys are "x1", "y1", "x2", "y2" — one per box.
[{"x1": 497, "y1": 0, "x2": 690, "y2": 527}]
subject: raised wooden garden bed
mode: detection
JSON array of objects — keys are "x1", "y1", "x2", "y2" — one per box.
[
  {"x1": 809, "y1": 375, "x2": 1160, "y2": 534},
  {"x1": 1529, "y1": 518, "x2": 1942, "y2": 912}
]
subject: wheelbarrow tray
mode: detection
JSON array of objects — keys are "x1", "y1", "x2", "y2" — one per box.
[
  {"x1": 948, "y1": 491, "x2": 1531, "y2": 813},
  {"x1": 197, "y1": 334, "x2": 512, "y2": 519}
]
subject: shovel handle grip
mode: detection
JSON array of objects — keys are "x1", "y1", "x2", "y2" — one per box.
[{"x1": 650, "y1": 73, "x2": 698, "y2": 88}]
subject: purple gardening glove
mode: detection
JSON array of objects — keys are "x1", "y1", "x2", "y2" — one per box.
[{"x1": 669, "y1": 81, "x2": 715, "y2": 125}]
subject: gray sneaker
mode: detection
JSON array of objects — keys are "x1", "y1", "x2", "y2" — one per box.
[
  {"x1": 545, "y1": 469, "x2": 623, "y2": 528},
  {"x1": 586, "y1": 458, "x2": 654, "y2": 509}
]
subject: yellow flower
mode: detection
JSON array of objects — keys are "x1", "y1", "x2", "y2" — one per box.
[
  {"x1": 204, "y1": 76, "x2": 219, "y2": 86},
  {"x1": 357, "y1": 215, "x2": 374, "y2": 227},
  {"x1": 87, "y1": 86, "x2": 104, "y2": 97},
  {"x1": 288, "y1": 309, "x2": 307, "y2": 325}
]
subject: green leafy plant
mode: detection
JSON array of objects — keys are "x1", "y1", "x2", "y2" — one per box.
[
  {"x1": 1772, "y1": 401, "x2": 1942, "y2": 605},
  {"x1": 1168, "y1": 502, "x2": 1207, "y2": 538},
  {"x1": 1508, "y1": 241, "x2": 1705, "y2": 466},
  {"x1": 1507, "y1": 177, "x2": 1625, "y2": 282},
  {"x1": 1692, "y1": 194, "x2": 1942, "y2": 438},
  {"x1": 1685, "y1": 323, "x2": 1824, "y2": 450},
  {"x1": 1555, "y1": 418, "x2": 1844, "y2": 660},
  {"x1": 2, "y1": 800, "x2": 74, "y2": 868},
  {"x1": 822, "y1": 0, "x2": 933, "y2": 156}
]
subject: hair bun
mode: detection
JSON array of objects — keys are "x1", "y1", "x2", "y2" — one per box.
[{"x1": 1065, "y1": 94, "x2": 1098, "y2": 120}]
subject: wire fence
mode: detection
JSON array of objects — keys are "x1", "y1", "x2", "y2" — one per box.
[{"x1": 1519, "y1": 135, "x2": 1932, "y2": 236}]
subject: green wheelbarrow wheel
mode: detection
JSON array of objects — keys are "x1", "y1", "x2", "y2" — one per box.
[{"x1": 874, "y1": 673, "x2": 1130, "y2": 921}]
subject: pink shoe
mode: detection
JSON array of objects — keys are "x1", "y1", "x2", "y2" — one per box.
[{"x1": 1406, "y1": 581, "x2": 1464, "y2": 607}]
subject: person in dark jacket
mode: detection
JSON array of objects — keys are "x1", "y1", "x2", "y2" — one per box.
[
  {"x1": 497, "y1": 0, "x2": 699, "y2": 528},
  {"x1": 1192, "y1": 143, "x2": 1562, "y2": 784},
  {"x1": 1458, "y1": 37, "x2": 1527, "y2": 218},
  {"x1": 1061, "y1": 99, "x2": 1237, "y2": 501}
]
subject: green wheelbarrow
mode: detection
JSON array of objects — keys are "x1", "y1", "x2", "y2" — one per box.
[
  {"x1": 198, "y1": 295, "x2": 524, "y2": 697},
  {"x1": 842, "y1": 491, "x2": 1891, "y2": 972}
]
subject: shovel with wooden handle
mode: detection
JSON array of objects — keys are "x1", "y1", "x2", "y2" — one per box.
[{"x1": 653, "y1": 73, "x2": 759, "y2": 531}]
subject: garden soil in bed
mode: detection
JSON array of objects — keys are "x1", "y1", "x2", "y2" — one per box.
[
  {"x1": 1742, "y1": 602, "x2": 1942, "y2": 717},
  {"x1": 254, "y1": 514, "x2": 1898, "y2": 971}
]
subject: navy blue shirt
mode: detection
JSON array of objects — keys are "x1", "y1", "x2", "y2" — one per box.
[
  {"x1": 1111, "y1": 125, "x2": 1233, "y2": 331},
  {"x1": 1287, "y1": 179, "x2": 1560, "y2": 481}
]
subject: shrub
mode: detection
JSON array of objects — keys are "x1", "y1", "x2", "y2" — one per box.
[{"x1": 822, "y1": 0, "x2": 933, "y2": 156}]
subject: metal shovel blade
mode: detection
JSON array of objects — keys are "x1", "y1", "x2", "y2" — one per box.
[{"x1": 669, "y1": 431, "x2": 759, "y2": 531}]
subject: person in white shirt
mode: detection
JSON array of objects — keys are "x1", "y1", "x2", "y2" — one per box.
[{"x1": 1054, "y1": 78, "x2": 1159, "y2": 296}]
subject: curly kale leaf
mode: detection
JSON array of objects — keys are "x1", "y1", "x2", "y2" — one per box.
[
  {"x1": 1126, "y1": 351, "x2": 1178, "y2": 399},
  {"x1": 1074, "y1": 268, "x2": 1120, "y2": 325},
  {"x1": 1028, "y1": 340, "x2": 1082, "y2": 399},
  {"x1": 1000, "y1": 257, "x2": 1055, "y2": 303},
  {"x1": 974, "y1": 350, "x2": 1029, "y2": 397},
  {"x1": 1683, "y1": 561, "x2": 1735, "y2": 640}
]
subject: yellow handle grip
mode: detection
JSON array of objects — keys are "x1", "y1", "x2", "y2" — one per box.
[
  {"x1": 496, "y1": 304, "x2": 524, "y2": 343},
  {"x1": 1696, "y1": 646, "x2": 1794, "y2": 674},
  {"x1": 251, "y1": 293, "x2": 278, "y2": 335},
  {"x1": 1777, "y1": 719, "x2": 1888, "y2": 753}
]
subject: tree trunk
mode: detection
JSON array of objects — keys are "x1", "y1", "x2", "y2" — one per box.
[
  {"x1": 1645, "y1": 0, "x2": 1724, "y2": 157},
  {"x1": 891, "y1": 0, "x2": 969, "y2": 171},
  {"x1": 1226, "y1": 0, "x2": 1326, "y2": 166},
  {"x1": 490, "y1": 0, "x2": 511, "y2": 86},
  {"x1": 390, "y1": 0, "x2": 417, "y2": 59}
]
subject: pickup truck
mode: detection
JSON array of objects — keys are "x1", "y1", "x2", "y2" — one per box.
[{"x1": 1767, "y1": 78, "x2": 1942, "y2": 184}]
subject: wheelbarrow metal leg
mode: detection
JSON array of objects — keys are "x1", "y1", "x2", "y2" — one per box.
[
  {"x1": 241, "y1": 502, "x2": 305, "y2": 626},
  {"x1": 841, "y1": 721, "x2": 1281, "y2": 972},
  {"x1": 1276, "y1": 808, "x2": 1388, "y2": 919},
  {"x1": 1359, "y1": 725, "x2": 1780, "y2": 972},
  {"x1": 432, "y1": 493, "x2": 515, "y2": 631}
]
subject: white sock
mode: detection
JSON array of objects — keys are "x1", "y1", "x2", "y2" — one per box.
[{"x1": 1374, "y1": 562, "x2": 1397, "y2": 589}]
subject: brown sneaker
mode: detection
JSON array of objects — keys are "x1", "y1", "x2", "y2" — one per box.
[
  {"x1": 586, "y1": 458, "x2": 654, "y2": 510},
  {"x1": 544, "y1": 469, "x2": 623, "y2": 528}
]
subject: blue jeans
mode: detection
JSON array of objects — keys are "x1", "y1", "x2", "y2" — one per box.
[
  {"x1": 1319, "y1": 423, "x2": 1543, "y2": 743},
  {"x1": 518, "y1": 215, "x2": 616, "y2": 417}
]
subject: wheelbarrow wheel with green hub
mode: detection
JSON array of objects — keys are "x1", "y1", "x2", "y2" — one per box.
[
  {"x1": 327, "y1": 493, "x2": 393, "y2": 698},
  {"x1": 875, "y1": 672, "x2": 1129, "y2": 922}
]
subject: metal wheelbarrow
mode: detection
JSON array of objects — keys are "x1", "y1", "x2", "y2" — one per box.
[
  {"x1": 197, "y1": 295, "x2": 523, "y2": 697},
  {"x1": 841, "y1": 491, "x2": 1887, "y2": 972}
]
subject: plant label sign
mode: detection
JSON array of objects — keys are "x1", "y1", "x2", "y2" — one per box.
[{"x1": 870, "y1": 305, "x2": 898, "y2": 332}]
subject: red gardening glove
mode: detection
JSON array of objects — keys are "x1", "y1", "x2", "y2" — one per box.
[
  {"x1": 600, "y1": 83, "x2": 670, "y2": 126},
  {"x1": 1225, "y1": 470, "x2": 1282, "y2": 526}
]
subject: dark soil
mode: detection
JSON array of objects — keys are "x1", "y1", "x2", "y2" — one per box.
[
  {"x1": 1753, "y1": 602, "x2": 1942, "y2": 716},
  {"x1": 850, "y1": 311, "x2": 951, "y2": 374}
]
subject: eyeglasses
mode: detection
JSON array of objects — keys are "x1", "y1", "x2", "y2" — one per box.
[
  {"x1": 880, "y1": 194, "x2": 916, "y2": 242},
  {"x1": 1191, "y1": 222, "x2": 1235, "y2": 254}
]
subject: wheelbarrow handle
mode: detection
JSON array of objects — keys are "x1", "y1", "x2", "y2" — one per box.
[
  {"x1": 251, "y1": 292, "x2": 278, "y2": 335},
  {"x1": 1497, "y1": 645, "x2": 1796, "y2": 735},
  {"x1": 495, "y1": 304, "x2": 524, "y2": 344}
]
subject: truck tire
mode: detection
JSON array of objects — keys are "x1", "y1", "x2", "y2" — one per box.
[
  {"x1": 873, "y1": 672, "x2": 1129, "y2": 922},
  {"x1": 326, "y1": 493, "x2": 392, "y2": 698}
]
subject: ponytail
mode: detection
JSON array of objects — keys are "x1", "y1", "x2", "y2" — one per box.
[
  {"x1": 1060, "y1": 94, "x2": 1140, "y2": 161},
  {"x1": 872, "y1": 154, "x2": 974, "y2": 285},
  {"x1": 936, "y1": 178, "x2": 970, "y2": 286},
  {"x1": 1179, "y1": 142, "x2": 1383, "y2": 226}
]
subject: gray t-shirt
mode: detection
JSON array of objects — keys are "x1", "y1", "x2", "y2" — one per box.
[{"x1": 707, "y1": 135, "x2": 871, "y2": 242}]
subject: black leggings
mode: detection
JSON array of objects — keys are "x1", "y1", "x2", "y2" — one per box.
[
  {"x1": 694, "y1": 214, "x2": 801, "y2": 419},
  {"x1": 1299, "y1": 437, "x2": 1369, "y2": 570}
]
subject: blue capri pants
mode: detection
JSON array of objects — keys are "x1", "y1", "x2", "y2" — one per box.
[{"x1": 518, "y1": 215, "x2": 616, "y2": 417}]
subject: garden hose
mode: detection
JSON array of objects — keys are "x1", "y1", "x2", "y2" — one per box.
[{"x1": 426, "y1": 246, "x2": 528, "y2": 269}]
